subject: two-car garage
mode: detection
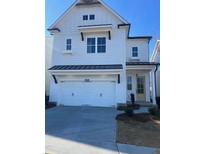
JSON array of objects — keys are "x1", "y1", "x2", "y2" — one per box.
[
  {"x1": 48, "y1": 64, "x2": 124, "y2": 107},
  {"x1": 59, "y1": 81, "x2": 116, "y2": 107}
]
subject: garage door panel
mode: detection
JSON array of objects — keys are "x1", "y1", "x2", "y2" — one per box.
[{"x1": 59, "y1": 81, "x2": 116, "y2": 107}]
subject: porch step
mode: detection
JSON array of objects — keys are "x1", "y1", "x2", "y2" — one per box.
[{"x1": 126, "y1": 101, "x2": 154, "y2": 107}]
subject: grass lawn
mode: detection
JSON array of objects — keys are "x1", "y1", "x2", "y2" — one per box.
[{"x1": 116, "y1": 113, "x2": 160, "y2": 148}]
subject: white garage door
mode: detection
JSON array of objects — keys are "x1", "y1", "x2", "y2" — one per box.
[{"x1": 59, "y1": 81, "x2": 116, "y2": 107}]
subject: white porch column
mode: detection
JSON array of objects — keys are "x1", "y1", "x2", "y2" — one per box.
[
  {"x1": 145, "y1": 73, "x2": 151, "y2": 102},
  {"x1": 152, "y1": 70, "x2": 156, "y2": 104}
]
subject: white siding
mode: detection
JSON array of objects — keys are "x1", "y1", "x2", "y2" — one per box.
[
  {"x1": 49, "y1": 2, "x2": 151, "y2": 104},
  {"x1": 45, "y1": 37, "x2": 53, "y2": 96},
  {"x1": 51, "y1": 4, "x2": 126, "y2": 66},
  {"x1": 126, "y1": 39, "x2": 149, "y2": 62}
]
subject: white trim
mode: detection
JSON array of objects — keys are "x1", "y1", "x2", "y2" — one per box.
[
  {"x1": 86, "y1": 36, "x2": 107, "y2": 54},
  {"x1": 49, "y1": 70, "x2": 122, "y2": 75},
  {"x1": 126, "y1": 65, "x2": 156, "y2": 70},
  {"x1": 49, "y1": 0, "x2": 128, "y2": 29},
  {"x1": 130, "y1": 57, "x2": 140, "y2": 60},
  {"x1": 78, "y1": 25, "x2": 113, "y2": 32},
  {"x1": 62, "y1": 50, "x2": 72, "y2": 54},
  {"x1": 98, "y1": 0, "x2": 129, "y2": 24}
]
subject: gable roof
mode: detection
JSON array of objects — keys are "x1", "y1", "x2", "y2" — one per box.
[{"x1": 49, "y1": 0, "x2": 129, "y2": 29}]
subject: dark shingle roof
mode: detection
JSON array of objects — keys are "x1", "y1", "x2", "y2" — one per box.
[
  {"x1": 49, "y1": 64, "x2": 123, "y2": 70},
  {"x1": 126, "y1": 62, "x2": 159, "y2": 66}
]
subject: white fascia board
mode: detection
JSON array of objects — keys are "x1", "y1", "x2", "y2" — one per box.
[
  {"x1": 78, "y1": 24, "x2": 112, "y2": 30},
  {"x1": 98, "y1": 0, "x2": 129, "y2": 24},
  {"x1": 49, "y1": 69, "x2": 122, "y2": 75},
  {"x1": 49, "y1": 0, "x2": 79, "y2": 29},
  {"x1": 78, "y1": 25, "x2": 112, "y2": 33},
  {"x1": 126, "y1": 65, "x2": 156, "y2": 71}
]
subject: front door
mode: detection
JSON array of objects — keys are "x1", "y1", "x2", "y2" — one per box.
[{"x1": 136, "y1": 76, "x2": 146, "y2": 101}]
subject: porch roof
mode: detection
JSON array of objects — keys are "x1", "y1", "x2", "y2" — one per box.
[
  {"x1": 126, "y1": 62, "x2": 159, "y2": 66},
  {"x1": 126, "y1": 62, "x2": 159, "y2": 70},
  {"x1": 48, "y1": 64, "x2": 123, "y2": 71}
]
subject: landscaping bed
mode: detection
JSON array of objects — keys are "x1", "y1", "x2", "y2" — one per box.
[
  {"x1": 45, "y1": 102, "x2": 56, "y2": 110},
  {"x1": 116, "y1": 112, "x2": 160, "y2": 148}
]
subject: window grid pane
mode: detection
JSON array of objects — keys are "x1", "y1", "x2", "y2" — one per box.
[
  {"x1": 83, "y1": 15, "x2": 88, "y2": 20},
  {"x1": 66, "y1": 39, "x2": 71, "y2": 50},
  {"x1": 132, "y1": 47, "x2": 138, "y2": 57},
  {"x1": 89, "y1": 15, "x2": 95, "y2": 20},
  {"x1": 97, "y1": 37, "x2": 106, "y2": 53},
  {"x1": 87, "y1": 38, "x2": 95, "y2": 53}
]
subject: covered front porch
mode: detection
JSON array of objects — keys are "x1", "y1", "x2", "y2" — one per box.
[{"x1": 126, "y1": 62, "x2": 159, "y2": 104}]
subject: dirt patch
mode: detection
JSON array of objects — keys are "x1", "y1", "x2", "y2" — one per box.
[{"x1": 116, "y1": 113, "x2": 160, "y2": 148}]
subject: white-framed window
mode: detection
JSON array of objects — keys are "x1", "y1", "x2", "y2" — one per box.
[
  {"x1": 87, "y1": 38, "x2": 96, "y2": 53},
  {"x1": 97, "y1": 37, "x2": 106, "y2": 53},
  {"x1": 132, "y1": 47, "x2": 138, "y2": 57},
  {"x1": 66, "y1": 39, "x2": 72, "y2": 50},
  {"x1": 83, "y1": 15, "x2": 88, "y2": 20},
  {"x1": 127, "y1": 76, "x2": 132, "y2": 90},
  {"x1": 87, "y1": 37, "x2": 106, "y2": 53},
  {"x1": 89, "y1": 14, "x2": 95, "y2": 20}
]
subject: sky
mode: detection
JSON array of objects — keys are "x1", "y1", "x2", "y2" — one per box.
[{"x1": 45, "y1": 0, "x2": 160, "y2": 57}]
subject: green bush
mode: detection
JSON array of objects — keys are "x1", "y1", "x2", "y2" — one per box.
[
  {"x1": 149, "y1": 106, "x2": 160, "y2": 118},
  {"x1": 124, "y1": 108, "x2": 134, "y2": 116}
]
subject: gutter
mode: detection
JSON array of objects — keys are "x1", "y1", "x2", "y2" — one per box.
[{"x1": 154, "y1": 63, "x2": 160, "y2": 101}]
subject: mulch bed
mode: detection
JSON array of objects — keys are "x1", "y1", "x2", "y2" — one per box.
[
  {"x1": 116, "y1": 113, "x2": 160, "y2": 123},
  {"x1": 116, "y1": 113, "x2": 160, "y2": 148}
]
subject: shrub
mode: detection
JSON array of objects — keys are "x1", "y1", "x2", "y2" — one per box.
[
  {"x1": 124, "y1": 108, "x2": 134, "y2": 117},
  {"x1": 149, "y1": 106, "x2": 160, "y2": 118}
]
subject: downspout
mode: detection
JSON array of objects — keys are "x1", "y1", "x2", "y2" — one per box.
[{"x1": 154, "y1": 63, "x2": 160, "y2": 102}]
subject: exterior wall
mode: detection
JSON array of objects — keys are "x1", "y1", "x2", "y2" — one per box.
[
  {"x1": 126, "y1": 70, "x2": 150, "y2": 102},
  {"x1": 52, "y1": 4, "x2": 125, "y2": 65},
  {"x1": 50, "y1": 3, "x2": 127, "y2": 104},
  {"x1": 126, "y1": 39, "x2": 149, "y2": 62},
  {"x1": 49, "y1": 2, "x2": 151, "y2": 105},
  {"x1": 45, "y1": 36, "x2": 53, "y2": 96}
]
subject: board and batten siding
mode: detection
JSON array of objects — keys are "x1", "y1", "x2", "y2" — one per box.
[
  {"x1": 126, "y1": 39, "x2": 149, "y2": 62},
  {"x1": 51, "y1": 4, "x2": 127, "y2": 66},
  {"x1": 49, "y1": 3, "x2": 127, "y2": 104}
]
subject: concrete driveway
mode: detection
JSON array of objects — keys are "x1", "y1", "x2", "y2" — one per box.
[
  {"x1": 45, "y1": 106, "x2": 118, "y2": 154},
  {"x1": 45, "y1": 106, "x2": 159, "y2": 154}
]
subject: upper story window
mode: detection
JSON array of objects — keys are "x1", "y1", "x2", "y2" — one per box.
[
  {"x1": 97, "y1": 37, "x2": 106, "y2": 53},
  {"x1": 87, "y1": 37, "x2": 106, "y2": 53},
  {"x1": 89, "y1": 15, "x2": 95, "y2": 20},
  {"x1": 132, "y1": 47, "x2": 138, "y2": 57},
  {"x1": 127, "y1": 76, "x2": 132, "y2": 90},
  {"x1": 66, "y1": 39, "x2": 72, "y2": 50},
  {"x1": 87, "y1": 38, "x2": 96, "y2": 53},
  {"x1": 83, "y1": 15, "x2": 88, "y2": 20}
]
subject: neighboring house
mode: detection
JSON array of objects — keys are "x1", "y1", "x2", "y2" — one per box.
[
  {"x1": 45, "y1": 36, "x2": 53, "y2": 96},
  {"x1": 48, "y1": 0, "x2": 158, "y2": 107},
  {"x1": 150, "y1": 40, "x2": 160, "y2": 101}
]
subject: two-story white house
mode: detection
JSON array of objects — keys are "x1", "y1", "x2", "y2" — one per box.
[
  {"x1": 151, "y1": 40, "x2": 160, "y2": 103},
  {"x1": 48, "y1": 0, "x2": 158, "y2": 107}
]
